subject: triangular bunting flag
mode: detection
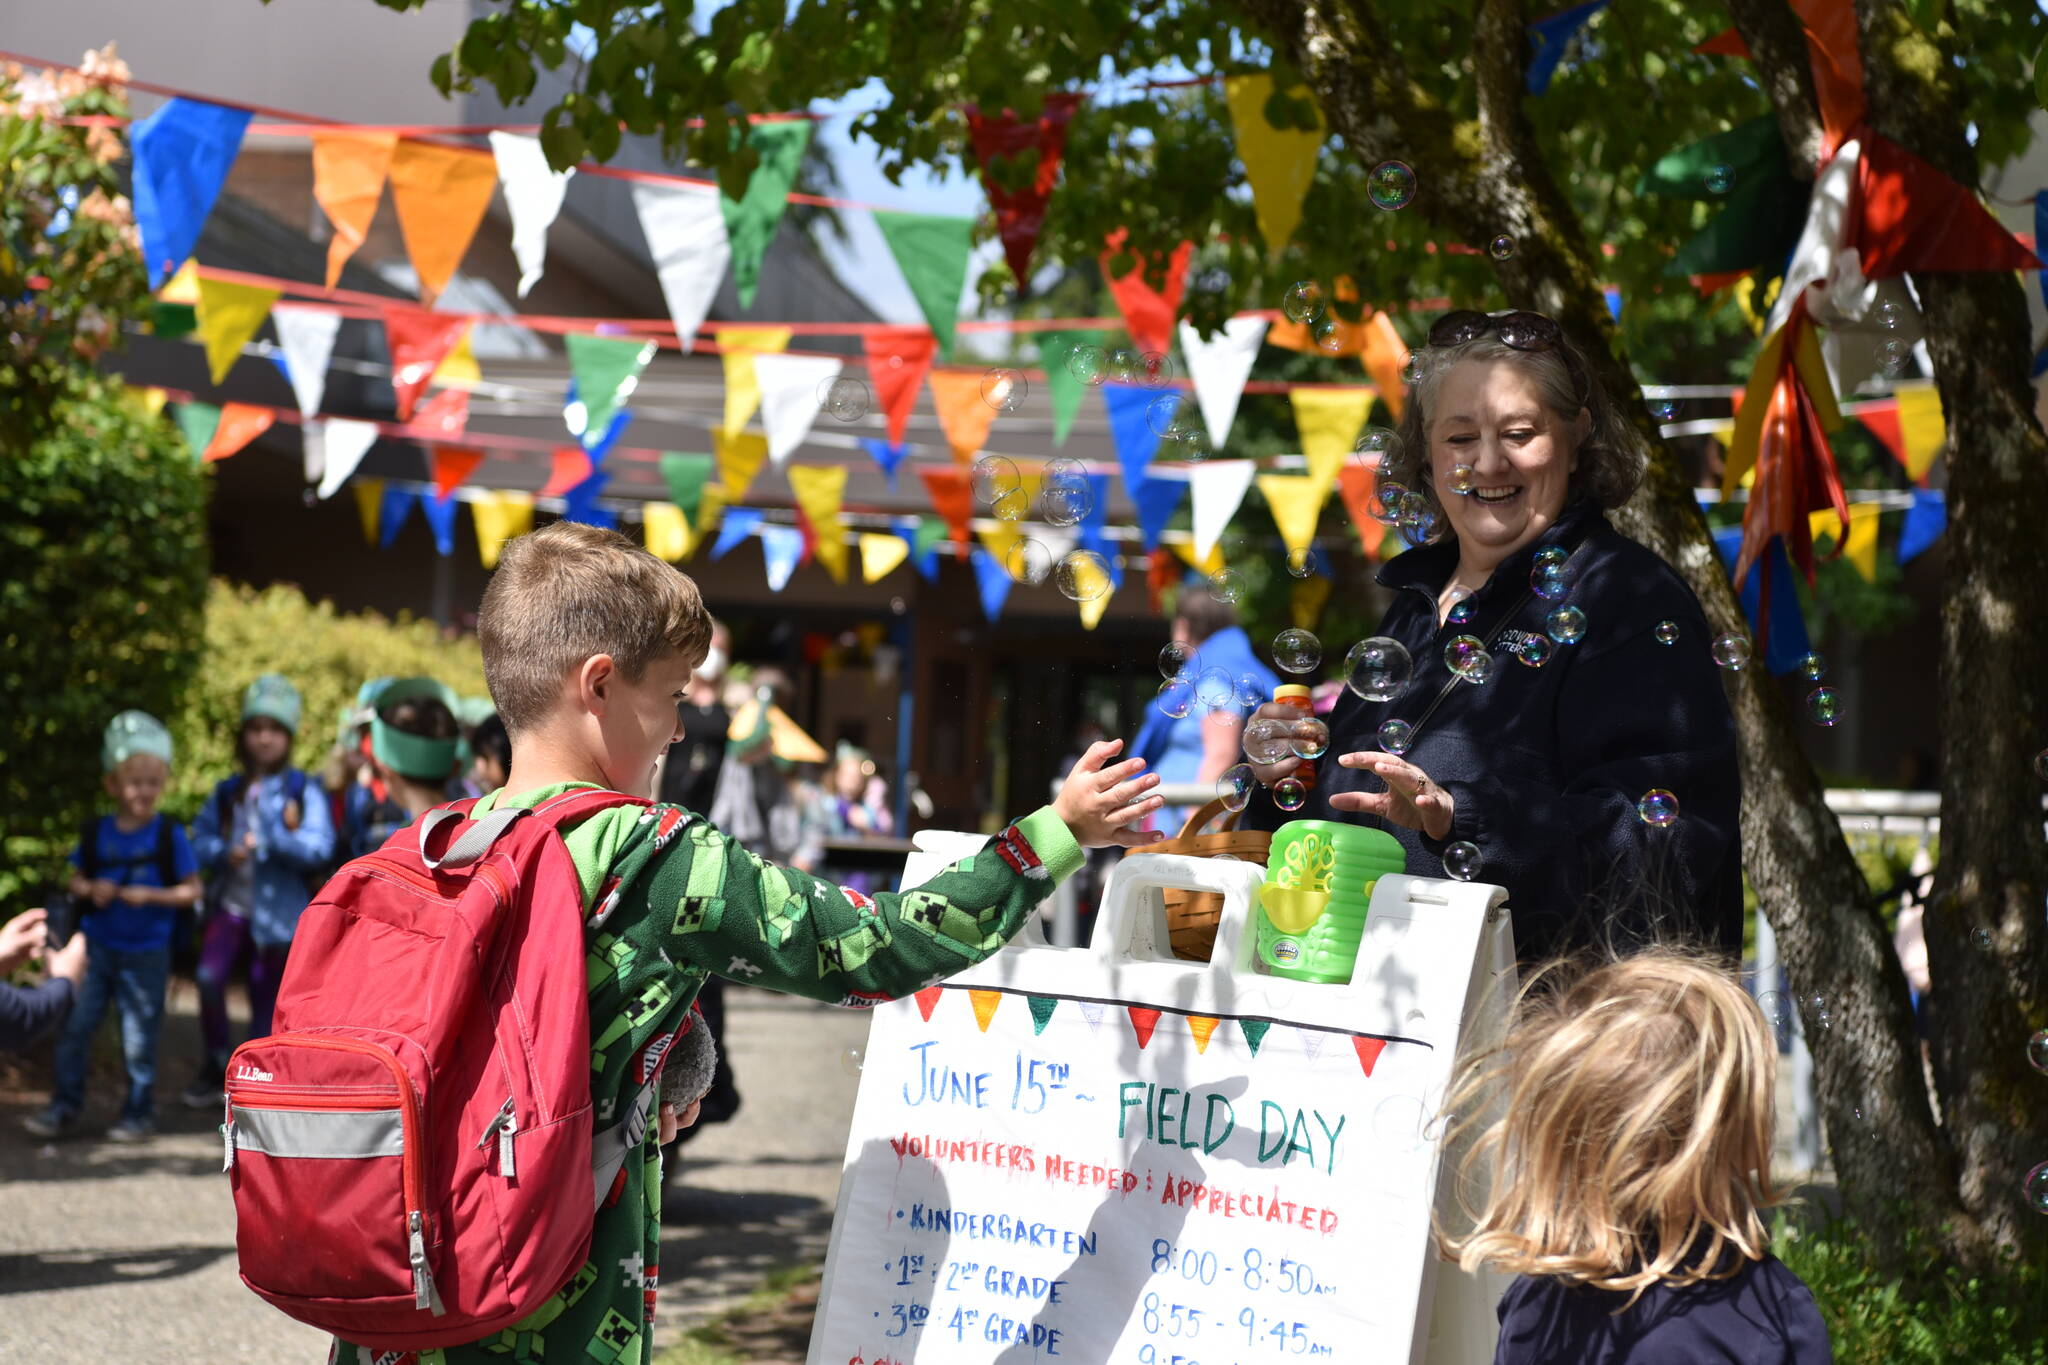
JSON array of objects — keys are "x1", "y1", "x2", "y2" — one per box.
[
  {"x1": 470, "y1": 491, "x2": 534, "y2": 569},
  {"x1": 432, "y1": 445, "x2": 486, "y2": 501},
  {"x1": 1525, "y1": 0, "x2": 1609, "y2": 96},
  {"x1": 918, "y1": 464, "x2": 975, "y2": 548},
  {"x1": 1190, "y1": 460, "x2": 1257, "y2": 562},
  {"x1": 174, "y1": 402, "x2": 222, "y2": 463},
  {"x1": 970, "y1": 547, "x2": 1013, "y2": 621},
  {"x1": 1852, "y1": 132, "x2": 2043, "y2": 279},
  {"x1": 489, "y1": 132, "x2": 574, "y2": 298},
  {"x1": 566, "y1": 334, "x2": 657, "y2": 442},
  {"x1": 383, "y1": 308, "x2": 470, "y2": 422},
  {"x1": 860, "y1": 532, "x2": 911, "y2": 583},
  {"x1": 413, "y1": 386, "x2": 470, "y2": 439},
  {"x1": 1240, "y1": 1017, "x2": 1271, "y2": 1056},
  {"x1": 1026, "y1": 995, "x2": 1059, "y2": 1035},
  {"x1": 1256, "y1": 473, "x2": 1326, "y2": 561},
  {"x1": 928, "y1": 370, "x2": 1002, "y2": 464},
  {"x1": 420, "y1": 485, "x2": 460, "y2": 554},
  {"x1": 1185, "y1": 1016, "x2": 1221, "y2": 1055},
  {"x1": 659, "y1": 453, "x2": 717, "y2": 522},
  {"x1": 388, "y1": 138, "x2": 499, "y2": 306},
  {"x1": 1351, "y1": 1035, "x2": 1387, "y2": 1077},
  {"x1": 1037, "y1": 330, "x2": 1103, "y2": 447},
  {"x1": 714, "y1": 429, "x2": 769, "y2": 503},
  {"x1": 433, "y1": 330, "x2": 482, "y2": 390},
  {"x1": 1359, "y1": 313, "x2": 1411, "y2": 419},
  {"x1": 760, "y1": 523, "x2": 806, "y2": 591},
  {"x1": 1132, "y1": 475, "x2": 1187, "y2": 553},
  {"x1": 1127, "y1": 1007, "x2": 1163, "y2": 1050},
  {"x1": 642, "y1": 502, "x2": 695, "y2": 562},
  {"x1": 1291, "y1": 388, "x2": 1374, "y2": 491},
  {"x1": 1076, "y1": 1001, "x2": 1106, "y2": 1031},
  {"x1": 968, "y1": 989, "x2": 1004, "y2": 1033},
  {"x1": 1291, "y1": 574, "x2": 1333, "y2": 629},
  {"x1": 1102, "y1": 383, "x2": 1170, "y2": 496},
  {"x1": 539, "y1": 447, "x2": 591, "y2": 500},
  {"x1": 1179, "y1": 316, "x2": 1268, "y2": 449},
  {"x1": 379, "y1": 484, "x2": 419, "y2": 548},
  {"x1": 864, "y1": 328, "x2": 939, "y2": 445},
  {"x1": 913, "y1": 986, "x2": 944, "y2": 1022},
  {"x1": 1099, "y1": 230, "x2": 1192, "y2": 355},
  {"x1": 1172, "y1": 540, "x2": 1228, "y2": 577},
  {"x1": 312, "y1": 131, "x2": 398, "y2": 289},
  {"x1": 1858, "y1": 402, "x2": 1905, "y2": 469},
  {"x1": 351, "y1": 479, "x2": 385, "y2": 546},
  {"x1": 964, "y1": 94, "x2": 1083, "y2": 288},
  {"x1": 1223, "y1": 74, "x2": 1322, "y2": 257},
  {"x1": 755, "y1": 352, "x2": 844, "y2": 466},
  {"x1": 130, "y1": 99, "x2": 251, "y2": 288},
  {"x1": 875, "y1": 212, "x2": 975, "y2": 356},
  {"x1": 719, "y1": 121, "x2": 812, "y2": 309},
  {"x1": 129, "y1": 387, "x2": 170, "y2": 421},
  {"x1": 788, "y1": 464, "x2": 850, "y2": 583},
  {"x1": 1336, "y1": 464, "x2": 1390, "y2": 559},
  {"x1": 201, "y1": 403, "x2": 275, "y2": 462},
  {"x1": 1898, "y1": 489, "x2": 1944, "y2": 564},
  {"x1": 315, "y1": 417, "x2": 381, "y2": 499},
  {"x1": 1712, "y1": 528, "x2": 1812, "y2": 675},
  {"x1": 720, "y1": 327, "x2": 793, "y2": 435},
  {"x1": 1892, "y1": 384, "x2": 1945, "y2": 483},
  {"x1": 1808, "y1": 502, "x2": 1882, "y2": 582},
  {"x1": 1299, "y1": 1027, "x2": 1329, "y2": 1062},
  {"x1": 911, "y1": 515, "x2": 951, "y2": 573},
  {"x1": 632, "y1": 182, "x2": 731, "y2": 353},
  {"x1": 861, "y1": 437, "x2": 911, "y2": 486},
  {"x1": 195, "y1": 275, "x2": 280, "y2": 385},
  {"x1": 273, "y1": 305, "x2": 342, "y2": 417},
  {"x1": 712, "y1": 508, "x2": 765, "y2": 560}
]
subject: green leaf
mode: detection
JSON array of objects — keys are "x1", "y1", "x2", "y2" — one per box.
[{"x1": 539, "y1": 111, "x2": 586, "y2": 170}]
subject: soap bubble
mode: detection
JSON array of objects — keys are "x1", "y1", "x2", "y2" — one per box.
[
  {"x1": 1288, "y1": 719, "x2": 1330, "y2": 760},
  {"x1": 1243, "y1": 717, "x2": 1293, "y2": 764},
  {"x1": 1145, "y1": 394, "x2": 1181, "y2": 438},
  {"x1": 1442, "y1": 841, "x2": 1480, "y2": 880},
  {"x1": 1344, "y1": 638, "x2": 1413, "y2": 701},
  {"x1": 1447, "y1": 463, "x2": 1476, "y2": 496},
  {"x1": 2026, "y1": 1163, "x2": 2048, "y2": 1215},
  {"x1": 1368, "y1": 159, "x2": 1417, "y2": 210},
  {"x1": 1209, "y1": 569, "x2": 1246, "y2": 605},
  {"x1": 1806, "y1": 686, "x2": 1841, "y2": 727},
  {"x1": 1286, "y1": 548, "x2": 1317, "y2": 579},
  {"x1": 1712, "y1": 633, "x2": 1752, "y2": 670},
  {"x1": 1879, "y1": 337, "x2": 1911, "y2": 375},
  {"x1": 1054, "y1": 550, "x2": 1113, "y2": 602},
  {"x1": 1447, "y1": 599, "x2": 1476, "y2": 626},
  {"x1": 1877, "y1": 299, "x2": 1903, "y2": 330},
  {"x1": 818, "y1": 375, "x2": 871, "y2": 421},
  {"x1": 1400, "y1": 353, "x2": 1428, "y2": 385},
  {"x1": 1108, "y1": 347, "x2": 1142, "y2": 384},
  {"x1": 1272, "y1": 628, "x2": 1323, "y2": 674},
  {"x1": 1234, "y1": 673, "x2": 1267, "y2": 707},
  {"x1": 1066, "y1": 344, "x2": 1109, "y2": 386},
  {"x1": 1545, "y1": 604, "x2": 1587, "y2": 643},
  {"x1": 1040, "y1": 467, "x2": 1094, "y2": 527},
  {"x1": 2035, "y1": 749, "x2": 2048, "y2": 781},
  {"x1": 1155, "y1": 678, "x2": 1196, "y2": 719},
  {"x1": 1274, "y1": 777, "x2": 1309, "y2": 812},
  {"x1": 1194, "y1": 667, "x2": 1236, "y2": 711},
  {"x1": 1705, "y1": 164, "x2": 1734, "y2": 194},
  {"x1": 1138, "y1": 351, "x2": 1174, "y2": 387},
  {"x1": 1311, "y1": 317, "x2": 1345, "y2": 354},
  {"x1": 1651, "y1": 399, "x2": 1678, "y2": 421},
  {"x1": 1282, "y1": 281, "x2": 1326, "y2": 323},
  {"x1": 1370, "y1": 478, "x2": 1409, "y2": 523},
  {"x1": 1355, "y1": 427, "x2": 1399, "y2": 465},
  {"x1": 1377, "y1": 718, "x2": 1414, "y2": 755},
  {"x1": 1159, "y1": 641, "x2": 1195, "y2": 680},
  {"x1": 1754, "y1": 990, "x2": 1791, "y2": 1031},
  {"x1": 1005, "y1": 538, "x2": 1052, "y2": 585},
  {"x1": 1398, "y1": 513, "x2": 1436, "y2": 549},
  {"x1": 1807, "y1": 994, "x2": 1833, "y2": 1030},
  {"x1": 1654, "y1": 619, "x2": 1680, "y2": 646},
  {"x1": 971, "y1": 455, "x2": 1019, "y2": 506},
  {"x1": 1796, "y1": 651, "x2": 1827, "y2": 681},
  {"x1": 1531, "y1": 559, "x2": 1569, "y2": 600},
  {"x1": 840, "y1": 1047, "x2": 864, "y2": 1076},
  {"x1": 1534, "y1": 545, "x2": 1568, "y2": 571},
  {"x1": 991, "y1": 487, "x2": 1030, "y2": 521},
  {"x1": 1517, "y1": 634, "x2": 1554, "y2": 668},
  {"x1": 1174, "y1": 425, "x2": 1214, "y2": 463},
  {"x1": 1217, "y1": 764, "x2": 1256, "y2": 813},
  {"x1": 2027, "y1": 1028, "x2": 2048, "y2": 1075},
  {"x1": 1637, "y1": 789, "x2": 1680, "y2": 827},
  {"x1": 1487, "y1": 234, "x2": 1515, "y2": 261},
  {"x1": 980, "y1": 367, "x2": 1028, "y2": 412},
  {"x1": 1972, "y1": 926, "x2": 1994, "y2": 951},
  {"x1": 1445, "y1": 635, "x2": 1489, "y2": 679}
]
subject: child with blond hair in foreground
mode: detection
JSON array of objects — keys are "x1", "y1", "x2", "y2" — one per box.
[{"x1": 1441, "y1": 949, "x2": 1831, "y2": 1364}]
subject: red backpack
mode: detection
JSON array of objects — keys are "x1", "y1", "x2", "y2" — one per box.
[{"x1": 223, "y1": 788, "x2": 651, "y2": 1349}]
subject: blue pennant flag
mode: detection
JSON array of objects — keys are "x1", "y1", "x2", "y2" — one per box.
[
  {"x1": 2036, "y1": 193, "x2": 2048, "y2": 309},
  {"x1": 1075, "y1": 472, "x2": 1122, "y2": 588},
  {"x1": 712, "y1": 508, "x2": 765, "y2": 560},
  {"x1": 895, "y1": 517, "x2": 939, "y2": 581},
  {"x1": 561, "y1": 471, "x2": 615, "y2": 529},
  {"x1": 581, "y1": 408, "x2": 632, "y2": 461},
  {"x1": 1102, "y1": 383, "x2": 1171, "y2": 497},
  {"x1": 1712, "y1": 528, "x2": 1811, "y2": 675},
  {"x1": 131, "y1": 98, "x2": 252, "y2": 288},
  {"x1": 1525, "y1": 0, "x2": 1609, "y2": 96},
  {"x1": 1604, "y1": 287, "x2": 1623, "y2": 321},
  {"x1": 378, "y1": 485, "x2": 419, "y2": 549},
  {"x1": 761, "y1": 524, "x2": 806, "y2": 592},
  {"x1": 862, "y1": 437, "x2": 910, "y2": 487},
  {"x1": 1897, "y1": 489, "x2": 1946, "y2": 565},
  {"x1": 1077, "y1": 525, "x2": 1125, "y2": 591},
  {"x1": 268, "y1": 352, "x2": 295, "y2": 386},
  {"x1": 2032, "y1": 344, "x2": 2048, "y2": 381},
  {"x1": 970, "y1": 547, "x2": 1013, "y2": 622},
  {"x1": 1132, "y1": 475, "x2": 1188, "y2": 552},
  {"x1": 420, "y1": 487, "x2": 459, "y2": 554}
]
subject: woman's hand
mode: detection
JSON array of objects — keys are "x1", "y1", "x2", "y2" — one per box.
[
  {"x1": 1330, "y1": 752, "x2": 1456, "y2": 841},
  {"x1": 1244, "y1": 702, "x2": 1304, "y2": 788}
]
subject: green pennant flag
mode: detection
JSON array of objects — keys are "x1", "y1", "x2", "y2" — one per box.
[
  {"x1": 875, "y1": 211, "x2": 975, "y2": 357},
  {"x1": 1026, "y1": 995, "x2": 1059, "y2": 1035},
  {"x1": 1239, "y1": 1017, "x2": 1272, "y2": 1057},
  {"x1": 175, "y1": 401, "x2": 222, "y2": 464},
  {"x1": 914, "y1": 514, "x2": 951, "y2": 564},
  {"x1": 1636, "y1": 115, "x2": 1783, "y2": 200},
  {"x1": 150, "y1": 300, "x2": 197, "y2": 339},
  {"x1": 1670, "y1": 167, "x2": 1809, "y2": 278},
  {"x1": 1035, "y1": 329, "x2": 1102, "y2": 448},
  {"x1": 659, "y1": 452, "x2": 717, "y2": 521},
  {"x1": 720, "y1": 120, "x2": 814, "y2": 310},
  {"x1": 566, "y1": 333, "x2": 657, "y2": 437}
]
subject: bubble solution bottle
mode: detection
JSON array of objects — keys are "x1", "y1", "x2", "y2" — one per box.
[{"x1": 1271, "y1": 684, "x2": 1318, "y2": 790}]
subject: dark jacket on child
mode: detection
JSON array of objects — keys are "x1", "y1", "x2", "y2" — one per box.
[{"x1": 1494, "y1": 1256, "x2": 1831, "y2": 1364}]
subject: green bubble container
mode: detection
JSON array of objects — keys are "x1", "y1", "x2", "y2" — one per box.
[{"x1": 1256, "y1": 820, "x2": 1407, "y2": 983}]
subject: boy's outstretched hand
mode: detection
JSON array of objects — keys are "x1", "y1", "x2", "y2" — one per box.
[{"x1": 1053, "y1": 740, "x2": 1165, "y2": 848}]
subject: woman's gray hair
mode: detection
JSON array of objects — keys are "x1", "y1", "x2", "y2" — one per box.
[{"x1": 1381, "y1": 334, "x2": 1647, "y2": 533}]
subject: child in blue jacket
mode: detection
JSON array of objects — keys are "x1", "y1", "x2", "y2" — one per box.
[{"x1": 180, "y1": 675, "x2": 334, "y2": 1108}]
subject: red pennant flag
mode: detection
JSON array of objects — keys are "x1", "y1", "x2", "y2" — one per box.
[
  {"x1": 1857, "y1": 402, "x2": 1906, "y2": 470},
  {"x1": 541, "y1": 446, "x2": 592, "y2": 499},
  {"x1": 918, "y1": 464, "x2": 975, "y2": 550},
  {"x1": 1851, "y1": 132, "x2": 2042, "y2": 279},
  {"x1": 1099, "y1": 230, "x2": 1192, "y2": 355},
  {"x1": 1693, "y1": 27, "x2": 1750, "y2": 57},
  {"x1": 1351, "y1": 1036, "x2": 1387, "y2": 1077},
  {"x1": 864, "y1": 326, "x2": 939, "y2": 446},
  {"x1": 383, "y1": 307, "x2": 470, "y2": 421},
  {"x1": 1336, "y1": 464, "x2": 1389, "y2": 560},
  {"x1": 1127, "y1": 1007, "x2": 1162, "y2": 1050},
  {"x1": 964, "y1": 94, "x2": 1083, "y2": 289},
  {"x1": 431, "y1": 445, "x2": 486, "y2": 501},
  {"x1": 203, "y1": 403, "x2": 276, "y2": 462},
  {"x1": 412, "y1": 386, "x2": 470, "y2": 438},
  {"x1": 913, "y1": 986, "x2": 944, "y2": 1022},
  {"x1": 1146, "y1": 546, "x2": 1179, "y2": 614}
]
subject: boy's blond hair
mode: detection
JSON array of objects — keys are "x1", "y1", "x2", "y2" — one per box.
[
  {"x1": 479, "y1": 522, "x2": 713, "y2": 735},
  {"x1": 1438, "y1": 949, "x2": 1780, "y2": 1298}
]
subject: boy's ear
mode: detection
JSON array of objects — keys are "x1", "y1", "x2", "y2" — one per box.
[{"x1": 577, "y1": 654, "x2": 618, "y2": 715}]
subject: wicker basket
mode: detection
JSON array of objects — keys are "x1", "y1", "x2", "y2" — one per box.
[{"x1": 1131, "y1": 797, "x2": 1271, "y2": 961}]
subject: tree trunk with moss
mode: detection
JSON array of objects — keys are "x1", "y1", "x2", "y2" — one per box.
[{"x1": 1226, "y1": 0, "x2": 1963, "y2": 1264}]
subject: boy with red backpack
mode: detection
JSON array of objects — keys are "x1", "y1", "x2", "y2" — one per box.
[{"x1": 225, "y1": 522, "x2": 1164, "y2": 1363}]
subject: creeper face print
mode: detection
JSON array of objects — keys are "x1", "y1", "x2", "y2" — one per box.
[
  {"x1": 588, "y1": 933, "x2": 637, "y2": 990},
  {"x1": 587, "y1": 1307, "x2": 640, "y2": 1364},
  {"x1": 897, "y1": 889, "x2": 1009, "y2": 957},
  {"x1": 815, "y1": 918, "x2": 891, "y2": 978},
  {"x1": 671, "y1": 828, "x2": 731, "y2": 935}
]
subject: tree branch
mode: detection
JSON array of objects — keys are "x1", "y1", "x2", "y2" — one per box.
[{"x1": 1722, "y1": 0, "x2": 1826, "y2": 176}]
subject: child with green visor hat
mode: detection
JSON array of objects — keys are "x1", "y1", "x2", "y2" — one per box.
[{"x1": 354, "y1": 677, "x2": 467, "y2": 857}]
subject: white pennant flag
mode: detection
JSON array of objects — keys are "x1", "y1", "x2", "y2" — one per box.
[
  {"x1": 314, "y1": 417, "x2": 381, "y2": 500},
  {"x1": 1178, "y1": 315, "x2": 1268, "y2": 449},
  {"x1": 274, "y1": 305, "x2": 342, "y2": 418},
  {"x1": 1189, "y1": 459, "x2": 1256, "y2": 562},
  {"x1": 490, "y1": 132, "x2": 574, "y2": 299},
  {"x1": 754, "y1": 352, "x2": 844, "y2": 466},
  {"x1": 632, "y1": 182, "x2": 730, "y2": 354},
  {"x1": 1766, "y1": 139, "x2": 1859, "y2": 339}
]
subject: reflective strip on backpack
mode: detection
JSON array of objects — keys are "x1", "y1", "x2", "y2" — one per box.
[{"x1": 230, "y1": 1106, "x2": 404, "y2": 1160}]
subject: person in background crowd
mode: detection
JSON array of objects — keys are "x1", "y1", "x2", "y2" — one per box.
[
  {"x1": 710, "y1": 666, "x2": 825, "y2": 873},
  {"x1": 658, "y1": 618, "x2": 731, "y2": 815},
  {"x1": 1131, "y1": 591, "x2": 1280, "y2": 832},
  {"x1": 822, "y1": 742, "x2": 893, "y2": 839},
  {"x1": 322, "y1": 676, "x2": 392, "y2": 870},
  {"x1": 23, "y1": 712, "x2": 200, "y2": 1139},
  {"x1": 353, "y1": 679, "x2": 465, "y2": 855},
  {"x1": 0, "y1": 908, "x2": 89, "y2": 1052},
  {"x1": 468, "y1": 710, "x2": 512, "y2": 797},
  {"x1": 181, "y1": 674, "x2": 335, "y2": 1108}
]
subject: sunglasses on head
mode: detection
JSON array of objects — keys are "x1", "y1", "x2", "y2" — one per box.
[{"x1": 1427, "y1": 309, "x2": 1565, "y2": 351}]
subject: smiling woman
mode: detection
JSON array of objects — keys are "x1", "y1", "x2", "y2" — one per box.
[{"x1": 1242, "y1": 312, "x2": 1742, "y2": 964}]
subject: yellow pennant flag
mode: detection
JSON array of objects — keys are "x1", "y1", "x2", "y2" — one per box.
[
  {"x1": 196, "y1": 275, "x2": 281, "y2": 384},
  {"x1": 719, "y1": 328, "x2": 792, "y2": 435},
  {"x1": 928, "y1": 369, "x2": 1000, "y2": 463},
  {"x1": 1722, "y1": 324, "x2": 1791, "y2": 496},
  {"x1": 351, "y1": 479, "x2": 385, "y2": 547},
  {"x1": 1080, "y1": 587, "x2": 1113, "y2": 631},
  {"x1": 471, "y1": 491, "x2": 535, "y2": 569},
  {"x1": 1223, "y1": 73, "x2": 1323, "y2": 260},
  {"x1": 976, "y1": 520, "x2": 1026, "y2": 574},
  {"x1": 1291, "y1": 388, "x2": 1374, "y2": 492},
  {"x1": 432, "y1": 330, "x2": 481, "y2": 390},
  {"x1": 693, "y1": 484, "x2": 730, "y2": 546},
  {"x1": 1894, "y1": 384, "x2": 1945, "y2": 482},
  {"x1": 787, "y1": 464, "x2": 850, "y2": 583},
  {"x1": 713, "y1": 428, "x2": 769, "y2": 503},
  {"x1": 1171, "y1": 540, "x2": 1227, "y2": 576},
  {"x1": 128, "y1": 386, "x2": 169, "y2": 421},
  {"x1": 642, "y1": 501, "x2": 695, "y2": 562},
  {"x1": 1291, "y1": 574, "x2": 1333, "y2": 629},
  {"x1": 860, "y1": 532, "x2": 910, "y2": 583},
  {"x1": 1808, "y1": 502, "x2": 1882, "y2": 582},
  {"x1": 158, "y1": 259, "x2": 202, "y2": 305},
  {"x1": 1256, "y1": 473, "x2": 1326, "y2": 561},
  {"x1": 1790, "y1": 321, "x2": 1842, "y2": 434}
]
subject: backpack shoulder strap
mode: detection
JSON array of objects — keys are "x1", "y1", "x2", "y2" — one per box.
[
  {"x1": 527, "y1": 787, "x2": 650, "y2": 830},
  {"x1": 284, "y1": 769, "x2": 309, "y2": 804},
  {"x1": 216, "y1": 774, "x2": 246, "y2": 828},
  {"x1": 77, "y1": 817, "x2": 102, "y2": 881},
  {"x1": 155, "y1": 815, "x2": 179, "y2": 887}
]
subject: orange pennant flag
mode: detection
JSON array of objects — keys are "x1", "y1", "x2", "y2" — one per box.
[
  {"x1": 928, "y1": 369, "x2": 1001, "y2": 463},
  {"x1": 1185, "y1": 1016, "x2": 1221, "y2": 1054},
  {"x1": 432, "y1": 445, "x2": 486, "y2": 500},
  {"x1": 312, "y1": 131, "x2": 398, "y2": 289},
  {"x1": 388, "y1": 139, "x2": 499, "y2": 306},
  {"x1": 1359, "y1": 312, "x2": 1411, "y2": 419},
  {"x1": 202, "y1": 403, "x2": 276, "y2": 462},
  {"x1": 540, "y1": 446, "x2": 592, "y2": 498},
  {"x1": 1336, "y1": 463, "x2": 1389, "y2": 559},
  {"x1": 969, "y1": 989, "x2": 1003, "y2": 1033}
]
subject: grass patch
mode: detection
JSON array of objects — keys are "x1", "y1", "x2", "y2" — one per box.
[{"x1": 653, "y1": 1262, "x2": 822, "y2": 1365}]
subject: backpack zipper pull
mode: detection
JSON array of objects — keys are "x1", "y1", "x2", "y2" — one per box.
[
  {"x1": 408, "y1": 1211, "x2": 445, "y2": 1315},
  {"x1": 220, "y1": 1120, "x2": 235, "y2": 1172},
  {"x1": 476, "y1": 1097, "x2": 517, "y2": 1176}
]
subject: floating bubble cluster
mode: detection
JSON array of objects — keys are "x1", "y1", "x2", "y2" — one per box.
[
  {"x1": 1209, "y1": 569, "x2": 1247, "y2": 605},
  {"x1": 1108, "y1": 347, "x2": 1142, "y2": 385},
  {"x1": 1355, "y1": 427, "x2": 1398, "y2": 465},
  {"x1": 1345, "y1": 637, "x2": 1413, "y2": 701},
  {"x1": 1273, "y1": 777, "x2": 1309, "y2": 812},
  {"x1": 1218, "y1": 764, "x2": 1256, "y2": 813},
  {"x1": 1637, "y1": 789, "x2": 1680, "y2": 827},
  {"x1": 1377, "y1": 719, "x2": 1414, "y2": 755},
  {"x1": 1243, "y1": 717, "x2": 1293, "y2": 764},
  {"x1": 1066, "y1": 345, "x2": 1109, "y2": 386},
  {"x1": 1368, "y1": 160, "x2": 1417, "y2": 210},
  {"x1": 991, "y1": 487, "x2": 1030, "y2": 521},
  {"x1": 1155, "y1": 678, "x2": 1196, "y2": 719},
  {"x1": 1442, "y1": 842, "x2": 1480, "y2": 880},
  {"x1": 1369, "y1": 478, "x2": 1408, "y2": 524},
  {"x1": 971, "y1": 455, "x2": 1019, "y2": 507},
  {"x1": 1447, "y1": 463, "x2": 1476, "y2": 495},
  {"x1": 1545, "y1": 604, "x2": 1586, "y2": 643},
  {"x1": 1054, "y1": 550, "x2": 1112, "y2": 602},
  {"x1": 1160, "y1": 641, "x2": 1195, "y2": 680},
  {"x1": 1194, "y1": 667, "x2": 1236, "y2": 712},
  {"x1": 1531, "y1": 546, "x2": 1570, "y2": 600},
  {"x1": 980, "y1": 368, "x2": 1028, "y2": 413},
  {"x1": 1400, "y1": 353, "x2": 1428, "y2": 386},
  {"x1": 1288, "y1": 719, "x2": 1330, "y2": 761},
  {"x1": 1282, "y1": 281, "x2": 1325, "y2": 324},
  {"x1": 1040, "y1": 474, "x2": 1093, "y2": 527},
  {"x1": 1272, "y1": 628, "x2": 1323, "y2": 675},
  {"x1": 1445, "y1": 635, "x2": 1490, "y2": 681},
  {"x1": 818, "y1": 375, "x2": 871, "y2": 421},
  {"x1": 1711, "y1": 633, "x2": 1752, "y2": 670},
  {"x1": 1006, "y1": 538, "x2": 1052, "y2": 585}
]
